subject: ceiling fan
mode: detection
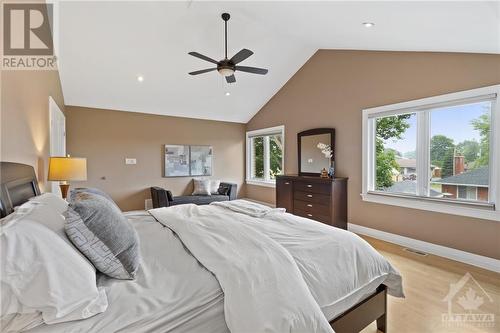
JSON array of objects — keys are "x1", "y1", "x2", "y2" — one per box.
[{"x1": 188, "y1": 13, "x2": 268, "y2": 84}]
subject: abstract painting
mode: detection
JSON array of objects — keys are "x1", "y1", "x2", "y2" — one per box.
[
  {"x1": 190, "y1": 145, "x2": 213, "y2": 176},
  {"x1": 164, "y1": 145, "x2": 190, "y2": 177}
]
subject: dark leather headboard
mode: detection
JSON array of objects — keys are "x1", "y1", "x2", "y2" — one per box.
[{"x1": 0, "y1": 162, "x2": 41, "y2": 218}]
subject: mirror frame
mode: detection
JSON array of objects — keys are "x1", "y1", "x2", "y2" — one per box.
[{"x1": 297, "y1": 128, "x2": 335, "y2": 177}]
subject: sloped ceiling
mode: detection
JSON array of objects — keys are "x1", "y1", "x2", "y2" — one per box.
[{"x1": 57, "y1": 1, "x2": 499, "y2": 123}]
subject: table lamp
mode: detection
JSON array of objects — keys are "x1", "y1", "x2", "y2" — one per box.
[{"x1": 48, "y1": 156, "x2": 87, "y2": 199}]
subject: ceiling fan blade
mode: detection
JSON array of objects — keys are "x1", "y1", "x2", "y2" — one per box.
[
  {"x1": 188, "y1": 52, "x2": 219, "y2": 65},
  {"x1": 230, "y1": 49, "x2": 253, "y2": 64},
  {"x1": 188, "y1": 68, "x2": 216, "y2": 75},
  {"x1": 235, "y1": 66, "x2": 268, "y2": 75},
  {"x1": 225, "y1": 74, "x2": 236, "y2": 83}
]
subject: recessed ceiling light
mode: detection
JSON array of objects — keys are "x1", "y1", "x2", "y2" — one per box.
[
  {"x1": 137, "y1": 75, "x2": 144, "y2": 82},
  {"x1": 363, "y1": 22, "x2": 375, "y2": 28},
  {"x1": 225, "y1": 92, "x2": 231, "y2": 96}
]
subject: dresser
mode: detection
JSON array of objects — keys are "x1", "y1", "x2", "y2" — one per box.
[{"x1": 275, "y1": 175, "x2": 348, "y2": 229}]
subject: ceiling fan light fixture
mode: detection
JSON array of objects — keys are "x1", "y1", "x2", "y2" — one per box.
[{"x1": 218, "y1": 67, "x2": 235, "y2": 77}]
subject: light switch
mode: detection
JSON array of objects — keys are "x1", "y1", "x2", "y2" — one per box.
[{"x1": 125, "y1": 158, "x2": 137, "y2": 165}]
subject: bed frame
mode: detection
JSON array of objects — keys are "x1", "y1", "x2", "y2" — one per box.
[
  {"x1": 330, "y1": 284, "x2": 387, "y2": 332},
  {"x1": 0, "y1": 161, "x2": 389, "y2": 332},
  {"x1": 0, "y1": 162, "x2": 40, "y2": 217}
]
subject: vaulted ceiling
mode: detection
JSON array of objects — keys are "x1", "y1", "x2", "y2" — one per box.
[{"x1": 56, "y1": 1, "x2": 499, "y2": 123}]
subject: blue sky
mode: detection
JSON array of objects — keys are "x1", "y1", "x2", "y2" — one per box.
[{"x1": 383, "y1": 101, "x2": 490, "y2": 154}]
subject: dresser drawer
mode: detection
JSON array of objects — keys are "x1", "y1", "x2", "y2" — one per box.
[
  {"x1": 294, "y1": 191, "x2": 330, "y2": 203},
  {"x1": 276, "y1": 178, "x2": 293, "y2": 211},
  {"x1": 293, "y1": 200, "x2": 330, "y2": 215},
  {"x1": 294, "y1": 209, "x2": 331, "y2": 224},
  {"x1": 294, "y1": 181, "x2": 331, "y2": 194}
]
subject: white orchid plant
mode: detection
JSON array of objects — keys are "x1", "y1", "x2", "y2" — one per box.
[{"x1": 317, "y1": 142, "x2": 333, "y2": 159}]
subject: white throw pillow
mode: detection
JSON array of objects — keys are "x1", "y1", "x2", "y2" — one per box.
[
  {"x1": 0, "y1": 202, "x2": 108, "y2": 325},
  {"x1": 23, "y1": 199, "x2": 91, "y2": 264},
  {"x1": 29, "y1": 192, "x2": 68, "y2": 214},
  {"x1": 210, "y1": 180, "x2": 221, "y2": 194},
  {"x1": 192, "y1": 179, "x2": 211, "y2": 196}
]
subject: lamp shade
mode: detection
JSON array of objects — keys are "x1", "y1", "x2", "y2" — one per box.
[{"x1": 48, "y1": 157, "x2": 87, "y2": 181}]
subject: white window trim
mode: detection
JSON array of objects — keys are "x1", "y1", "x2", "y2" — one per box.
[
  {"x1": 362, "y1": 85, "x2": 500, "y2": 221},
  {"x1": 246, "y1": 125, "x2": 285, "y2": 188}
]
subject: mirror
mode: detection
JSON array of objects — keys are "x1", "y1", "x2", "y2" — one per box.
[{"x1": 298, "y1": 128, "x2": 335, "y2": 176}]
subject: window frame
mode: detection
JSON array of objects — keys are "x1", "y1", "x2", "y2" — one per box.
[
  {"x1": 246, "y1": 125, "x2": 285, "y2": 188},
  {"x1": 362, "y1": 85, "x2": 500, "y2": 221}
]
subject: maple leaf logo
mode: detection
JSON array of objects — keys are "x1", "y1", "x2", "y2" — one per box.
[{"x1": 457, "y1": 288, "x2": 484, "y2": 312}]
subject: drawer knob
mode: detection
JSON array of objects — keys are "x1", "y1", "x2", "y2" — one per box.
[
  {"x1": 307, "y1": 204, "x2": 312, "y2": 207},
  {"x1": 307, "y1": 214, "x2": 313, "y2": 217},
  {"x1": 307, "y1": 184, "x2": 312, "y2": 188},
  {"x1": 307, "y1": 194, "x2": 313, "y2": 198},
  {"x1": 285, "y1": 182, "x2": 290, "y2": 185}
]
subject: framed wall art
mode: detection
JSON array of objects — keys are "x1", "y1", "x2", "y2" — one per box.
[
  {"x1": 164, "y1": 145, "x2": 190, "y2": 177},
  {"x1": 190, "y1": 145, "x2": 213, "y2": 176},
  {"x1": 164, "y1": 144, "x2": 213, "y2": 177}
]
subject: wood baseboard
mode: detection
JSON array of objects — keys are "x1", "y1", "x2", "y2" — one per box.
[
  {"x1": 348, "y1": 223, "x2": 500, "y2": 273},
  {"x1": 241, "y1": 197, "x2": 275, "y2": 207}
]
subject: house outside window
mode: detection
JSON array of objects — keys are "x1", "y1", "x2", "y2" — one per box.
[
  {"x1": 434, "y1": 166, "x2": 488, "y2": 201},
  {"x1": 246, "y1": 125, "x2": 285, "y2": 187},
  {"x1": 362, "y1": 85, "x2": 500, "y2": 221}
]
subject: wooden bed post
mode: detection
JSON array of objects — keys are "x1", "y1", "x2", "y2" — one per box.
[
  {"x1": 376, "y1": 284, "x2": 387, "y2": 332},
  {"x1": 329, "y1": 284, "x2": 388, "y2": 333}
]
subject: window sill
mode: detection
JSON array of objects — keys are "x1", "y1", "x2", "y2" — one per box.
[
  {"x1": 361, "y1": 191, "x2": 499, "y2": 221},
  {"x1": 246, "y1": 179, "x2": 276, "y2": 188}
]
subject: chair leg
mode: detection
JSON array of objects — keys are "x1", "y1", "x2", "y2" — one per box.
[{"x1": 376, "y1": 314, "x2": 386, "y2": 332}]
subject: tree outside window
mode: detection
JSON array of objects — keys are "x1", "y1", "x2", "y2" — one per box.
[{"x1": 248, "y1": 127, "x2": 284, "y2": 183}]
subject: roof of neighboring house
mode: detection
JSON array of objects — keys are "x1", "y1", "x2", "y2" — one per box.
[
  {"x1": 433, "y1": 166, "x2": 489, "y2": 187},
  {"x1": 382, "y1": 181, "x2": 442, "y2": 197},
  {"x1": 396, "y1": 158, "x2": 416, "y2": 168}
]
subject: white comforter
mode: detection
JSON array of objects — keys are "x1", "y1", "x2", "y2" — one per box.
[{"x1": 149, "y1": 200, "x2": 403, "y2": 333}]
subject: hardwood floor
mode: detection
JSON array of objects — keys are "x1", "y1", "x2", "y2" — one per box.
[{"x1": 358, "y1": 235, "x2": 500, "y2": 333}]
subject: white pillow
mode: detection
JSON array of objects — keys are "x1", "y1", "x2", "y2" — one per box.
[
  {"x1": 210, "y1": 180, "x2": 221, "y2": 194},
  {"x1": 0, "y1": 202, "x2": 108, "y2": 324},
  {"x1": 18, "y1": 200, "x2": 95, "y2": 267},
  {"x1": 192, "y1": 179, "x2": 211, "y2": 196},
  {"x1": 29, "y1": 192, "x2": 68, "y2": 214}
]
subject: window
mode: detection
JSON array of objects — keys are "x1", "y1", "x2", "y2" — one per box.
[
  {"x1": 375, "y1": 113, "x2": 417, "y2": 195},
  {"x1": 429, "y1": 101, "x2": 491, "y2": 203},
  {"x1": 246, "y1": 126, "x2": 284, "y2": 187},
  {"x1": 362, "y1": 85, "x2": 500, "y2": 221},
  {"x1": 457, "y1": 186, "x2": 477, "y2": 201}
]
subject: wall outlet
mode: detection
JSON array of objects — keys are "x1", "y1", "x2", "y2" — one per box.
[{"x1": 125, "y1": 158, "x2": 137, "y2": 165}]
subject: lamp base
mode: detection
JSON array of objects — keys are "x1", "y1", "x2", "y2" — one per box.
[{"x1": 60, "y1": 184, "x2": 70, "y2": 199}]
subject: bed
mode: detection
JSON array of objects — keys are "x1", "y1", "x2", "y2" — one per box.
[{"x1": 0, "y1": 162, "x2": 403, "y2": 333}]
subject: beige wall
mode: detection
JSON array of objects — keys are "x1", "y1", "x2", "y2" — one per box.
[
  {"x1": 66, "y1": 106, "x2": 245, "y2": 211},
  {"x1": 1, "y1": 70, "x2": 65, "y2": 191},
  {"x1": 247, "y1": 50, "x2": 500, "y2": 259}
]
